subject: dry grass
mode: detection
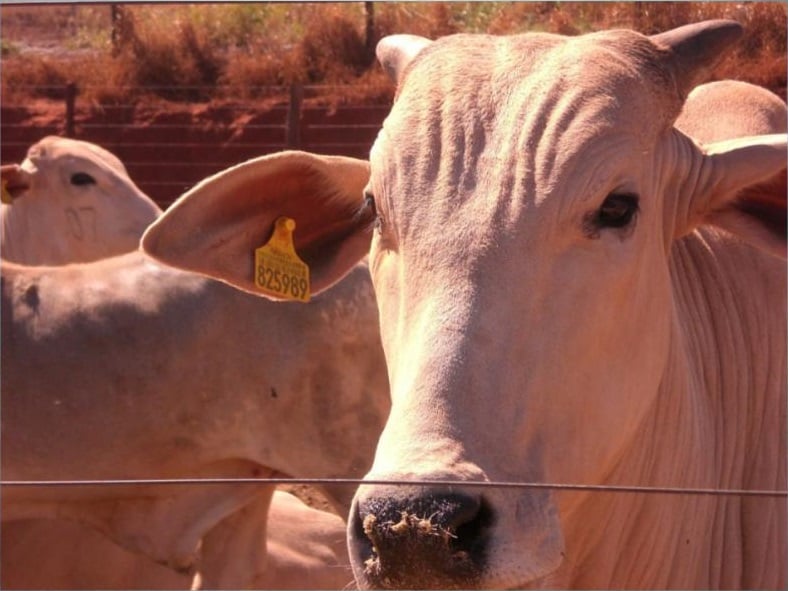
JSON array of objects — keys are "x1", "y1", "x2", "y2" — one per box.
[{"x1": 1, "y1": 2, "x2": 785, "y2": 106}]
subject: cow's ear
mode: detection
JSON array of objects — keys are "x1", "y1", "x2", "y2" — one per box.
[
  {"x1": 1, "y1": 164, "x2": 30, "y2": 201},
  {"x1": 141, "y1": 150, "x2": 373, "y2": 298},
  {"x1": 377, "y1": 35, "x2": 432, "y2": 85},
  {"x1": 689, "y1": 134, "x2": 787, "y2": 259}
]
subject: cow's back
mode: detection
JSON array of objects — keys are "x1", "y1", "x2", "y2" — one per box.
[{"x1": 2, "y1": 252, "x2": 387, "y2": 503}]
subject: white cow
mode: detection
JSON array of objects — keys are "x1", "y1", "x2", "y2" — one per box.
[
  {"x1": 141, "y1": 20, "x2": 787, "y2": 590},
  {"x1": 0, "y1": 137, "x2": 384, "y2": 589},
  {"x1": 2, "y1": 135, "x2": 177, "y2": 590},
  {"x1": 200, "y1": 489, "x2": 352, "y2": 590},
  {"x1": 3, "y1": 490, "x2": 350, "y2": 590},
  {"x1": 2, "y1": 155, "x2": 388, "y2": 589},
  {"x1": 1, "y1": 136, "x2": 161, "y2": 264},
  {"x1": 3, "y1": 519, "x2": 188, "y2": 590}
]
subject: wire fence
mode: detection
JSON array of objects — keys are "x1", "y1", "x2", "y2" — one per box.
[
  {"x1": 3, "y1": 477, "x2": 786, "y2": 498},
  {"x1": 1, "y1": 83, "x2": 391, "y2": 208}
]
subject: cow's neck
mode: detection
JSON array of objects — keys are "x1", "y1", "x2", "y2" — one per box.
[
  {"x1": 558, "y1": 338, "x2": 719, "y2": 588},
  {"x1": 557, "y1": 228, "x2": 786, "y2": 589},
  {"x1": 669, "y1": 227, "x2": 786, "y2": 495},
  {"x1": 666, "y1": 227, "x2": 786, "y2": 589}
]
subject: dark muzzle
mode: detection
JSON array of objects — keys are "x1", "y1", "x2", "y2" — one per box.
[{"x1": 348, "y1": 485, "x2": 493, "y2": 589}]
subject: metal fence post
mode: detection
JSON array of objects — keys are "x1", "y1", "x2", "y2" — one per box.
[
  {"x1": 111, "y1": 4, "x2": 120, "y2": 56},
  {"x1": 65, "y1": 82, "x2": 77, "y2": 138},
  {"x1": 286, "y1": 84, "x2": 303, "y2": 149}
]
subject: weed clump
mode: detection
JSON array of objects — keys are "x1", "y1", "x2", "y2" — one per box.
[
  {"x1": 361, "y1": 512, "x2": 479, "y2": 590},
  {"x1": 111, "y1": 9, "x2": 226, "y2": 102},
  {"x1": 1, "y1": 2, "x2": 785, "y2": 106}
]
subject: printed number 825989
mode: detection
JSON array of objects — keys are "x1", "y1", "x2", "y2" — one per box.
[{"x1": 256, "y1": 265, "x2": 308, "y2": 299}]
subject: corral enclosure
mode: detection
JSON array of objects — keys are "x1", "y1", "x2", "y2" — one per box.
[
  {"x1": 1, "y1": 5, "x2": 787, "y2": 590},
  {"x1": 1, "y1": 2, "x2": 786, "y2": 207}
]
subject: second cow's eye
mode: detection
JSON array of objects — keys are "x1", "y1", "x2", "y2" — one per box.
[{"x1": 70, "y1": 172, "x2": 96, "y2": 186}]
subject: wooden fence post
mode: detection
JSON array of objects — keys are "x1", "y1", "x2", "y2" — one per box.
[
  {"x1": 65, "y1": 82, "x2": 77, "y2": 138},
  {"x1": 365, "y1": 2, "x2": 376, "y2": 64},
  {"x1": 286, "y1": 84, "x2": 304, "y2": 149}
]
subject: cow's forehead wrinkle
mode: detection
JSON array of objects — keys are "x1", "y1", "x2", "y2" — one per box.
[
  {"x1": 377, "y1": 90, "x2": 658, "y2": 228},
  {"x1": 385, "y1": 36, "x2": 681, "y2": 187},
  {"x1": 398, "y1": 28, "x2": 681, "y2": 131}
]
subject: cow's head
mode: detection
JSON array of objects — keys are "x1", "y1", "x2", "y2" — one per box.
[
  {"x1": 142, "y1": 20, "x2": 786, "y2": 590},
  {"x1": 2, "y1": 136, "x2": 161, "y2": 264}
]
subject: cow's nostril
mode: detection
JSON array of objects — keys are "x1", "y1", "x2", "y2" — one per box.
[
  {"x1": 454, "y1": 496, "x2": 492, "y2": 551},
  {"x1": 350, "y1": 487, "x2": 492, "y2": 589}
]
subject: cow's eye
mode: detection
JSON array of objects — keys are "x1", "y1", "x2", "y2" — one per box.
[
  {"x1": 70, "y1": 172, "x2": 96, "y2": 186},
  {"x1": 364, "y1": 190, "x2": 384, "y2": 230},
  {"x1": 583, "y1": 192, "x2": 639, "y2": 239},
  {"x1": 596, "y1": 193, "x2": 639, "y2": 228}
]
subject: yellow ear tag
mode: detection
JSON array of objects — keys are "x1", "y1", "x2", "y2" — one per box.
[
  {"x1": 254, "y1": 217, "x2": 310, "y2": 302},
  {"x1": 1, "y1": 179, "x2": 13, "y2": 205}
]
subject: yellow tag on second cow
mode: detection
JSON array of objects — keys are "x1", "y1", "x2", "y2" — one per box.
[
  {"x1": 1, "y1": 179, "x2": 13, "y2": 205},
  {"x1": 254, "y1": 217, "x2": 310, "y2": 302}
]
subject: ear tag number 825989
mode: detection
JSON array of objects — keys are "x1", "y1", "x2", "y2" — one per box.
[{"x1": 254, "y1": 217, "x2": 310, "y2": 302}]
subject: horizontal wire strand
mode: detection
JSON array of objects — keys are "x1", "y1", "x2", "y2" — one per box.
[{"x1": 2, "y1": 477, "x2": 785, "y2": 497}]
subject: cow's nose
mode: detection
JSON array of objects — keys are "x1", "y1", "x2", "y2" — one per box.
[{"x1": 348, "y1": 485, "x2": 492, "y2": 589}]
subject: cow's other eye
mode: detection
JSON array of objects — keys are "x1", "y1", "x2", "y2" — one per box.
[
  {"x1": 363, "y1": 190, "x2": 384, "y2": 230},
  {"x1": 70, "y1": 172, "x2": 96, "y2": 186},
  {"x1": 364, "y1": 191, "x2": 377, "y2": 217}
]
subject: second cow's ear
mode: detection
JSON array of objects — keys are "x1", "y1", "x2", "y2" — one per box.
[{"x1": 141, "y1": 150, "x2": 373, "y2": 298}]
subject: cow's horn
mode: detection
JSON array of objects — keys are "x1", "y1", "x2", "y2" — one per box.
[
  {"x1": 377, "y1": 34, "x2": 433, "y2": 85},
  {"x1": 651, "y1": 19, "x2": 744, "y2": 97}
]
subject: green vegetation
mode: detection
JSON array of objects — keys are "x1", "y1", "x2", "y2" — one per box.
[{"x1": 1, "y1": 2, "x2": 785, "y2": 105}]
